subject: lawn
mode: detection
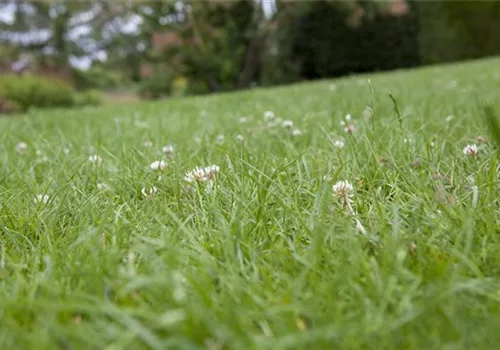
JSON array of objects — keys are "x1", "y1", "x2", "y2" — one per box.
[{"x1": 1, "y1": 57, "x2": 500, "y2": 349}]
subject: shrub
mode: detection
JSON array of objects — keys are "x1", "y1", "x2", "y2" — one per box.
[
  {"x1": 0, "y1": 75, "x2": 75, "y2": 112},
  {"x1": 74, "y1": 89, "x2": 104, "y2": 107},
  {"x1": 72, "y1": 67, "x2": 125, "y2": 90},
  {"x1": 185, "y1": 80, "x2": 210, "y2": 96},
  {"x1": 137, "y1": 66, "x2": 174, "y2": 100},
  {"x1": 274, "y1": 2, "x2": 420, "y2": 80},
  {"x1": 171, "y1": 76, "x2": 188, "y2": 97}
]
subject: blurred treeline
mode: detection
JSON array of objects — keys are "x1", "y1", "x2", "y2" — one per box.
[{"x1": 1, "y1": 0, "x2": 500, "y2": 99}]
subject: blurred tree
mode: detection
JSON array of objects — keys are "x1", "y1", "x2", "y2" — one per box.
[
  {"x1": 442, "y1": 1, "x2": 500, "y2": 59},
  {"x1": 0, "y1": 1, "x2": 134, "y2": 68},
  {"x1": 156, "y1": 0, "x2": 265, "y2": 93},
  {"x1": 414, "y1": 1, "x2": 457, "y2": 64},
  {"x1": 2, "y1": 0, "x2": 498, "y2": 96},
  {"x1": 416, "y1": 1, "x2": 500, "y2": 64},
  {"x1": 269, "y1": 0, "x2": 419, "y2": 81}
]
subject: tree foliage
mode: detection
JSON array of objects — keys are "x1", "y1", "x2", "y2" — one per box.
[
  {"x1": 442, "y1": 1, "x2": 500, "y2": 59},
  {"x1": 2, "y1": 0, "x2": 500, "y2": 99},
  {"x1": 0, "y1": 1, "x2": 136, "y2": 67},
  {"x1": 156, "y1": 0, "x2": 265, "y2": 93}
]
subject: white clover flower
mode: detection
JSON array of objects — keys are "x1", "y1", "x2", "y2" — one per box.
[
  {"x1": 173, "y1": 285, "x2": 186, "y2": 302},
  {"x1": 333, "y1": 180, "x2": 355, "y2": 212},
  {"x1": 334, "y1": 140, "x2": 345, "y2": 149},
  {"x1": 267, "y1": 117, "x2": 282, "y2": 128},
  {"x1": 184, "y1": 165, "x2": 220, "y2": 183},
  {"x1": 205, "y1": 165, "x2": 220, "y2": 177},
  {"x1": 445, "y1": 115, "x2": 454, "y2": 122},
  {"x1": 162, "y1": 144, "x2": 175, "y2": 156},
  {"x1": 264, "y1": 111, "x2": 275, "y2": 121},
  {"x1": 216, "y1": 134, "x2": 225, "y2": 144},
  {"x1": 150, "y1": 160, "x2": 168, "y2": 171},
  {"x1": 291, "y1": 128, "x2": 303, "y2": 136},
  {"x1": 63, "y1": 147, "x2": 70, "y2": 155},
  {"x1": 194, "y1": 136, "x2": 201, "y2": 144},
  {"x1": 239, "y1": 117, "x2": 249, "y2": 124},
  {"x1": 160, "y1": 309, "x2": 186, "y2": 326},
  {"x1": 37, "y1": 155, "x2": 49, "y2": 163},
  {"x1": 144, "y1": 140, "x2": 153, "y2": 147},
  {"x1": 35, "y1": 148, "x2": 49, "y2": 162},
  {"x1": 184, "y1": 167, "x2": 205, "y2": 183},
  {"x1": 340, "y1": 114, "x2": 356, "y2": 134},
  {"x1": 97, "y1": 183, "x2": 110, "y2": 191},
  {"x1": 16, "y1": 142, "x2": 28, "y2": 154},
  {"x1": 463, "y1": 144, "x2": 478, "y2": 157},
  {"x1": 141, "y1": 186, "x2": 159, "y2": 198},
  {"x1": 333, "y1": 180, "x2": 366, "y2": 234},
  {"x1": 344, "y1": 124, "x2": 356, "y2": 134},
  {"x1": 34, "y1": 194, "x2": 49, "y2": 204},
  {"x1": 88, "y1": 154, "x2": 103, "y2": 165},
  {"x1": 236, "y1": 134, "x2": 245, "y2": 142},
  {"x1": 282, "y1": 120, "x2": 294, "y2": 128},
  {"x1": 333, "y1": 180, "x2": 353, "y2": 199}
]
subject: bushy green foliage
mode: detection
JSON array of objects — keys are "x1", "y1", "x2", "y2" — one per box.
[
  {"x1": 74, "y1": 89, "x2": 104, "y2": 107},
  {"x1": 444, "y1": 1, "x2": 500, "y2": 57},
  {"x1": 0, "y1": 74, "x2": 75, "y2": 112},
  {"x1": 259, "y1": 6, "x2": 301, "y2": 87},
  {"x1": 72, "y1": 67, "x2": 126, "y2": 91},
  {"x1": 170, "y1": 76, "x2": 188, "y2": 97},
  {"x1": 0, "y1": 75, "x2": 105, "y2": 113},
  {"x1": 159, "y1": 0, "x2": 262, "y2": 93},
  {"x1": 137, "y1": 66, "x2": 174, "y2": 99},
  {"x1": 279, "y1": 1, "x2": 419, "y2": 79}
]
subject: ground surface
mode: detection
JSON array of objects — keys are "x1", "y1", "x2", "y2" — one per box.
[
  {"x1": 102, "y1": 90, "x2": 141, "y2": 105},
  {"x1": 1, "y1": 58, "x2": 500, "y2": 349}
]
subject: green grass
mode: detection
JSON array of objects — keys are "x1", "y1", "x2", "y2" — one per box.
[{"x1": 1, "y1": 57, "x2": 500, "y2": 349}]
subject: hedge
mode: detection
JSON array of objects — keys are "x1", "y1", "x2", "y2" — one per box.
[
  {"x1": 0, "y1": 75, "x2": 103, "y2": 114},
  {"x1": 0, "y1": 74, "x2": 75, "y2": 113}
]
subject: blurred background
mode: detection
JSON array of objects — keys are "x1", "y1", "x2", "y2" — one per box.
[{"x1": 1, "y1": 0, "x2": 500, "y2": 112}]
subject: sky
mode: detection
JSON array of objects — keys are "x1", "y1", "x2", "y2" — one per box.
[
  {"x1": 261, "y1": 0, "x2": 277, "y2": 18},
  {"x1": 0, "y1": 2, "x2": 15, "y2": 24}
]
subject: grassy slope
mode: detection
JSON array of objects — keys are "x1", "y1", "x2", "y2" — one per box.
[{"x1": 1, "y1": 58, "x2": 500, "y2": 349}]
